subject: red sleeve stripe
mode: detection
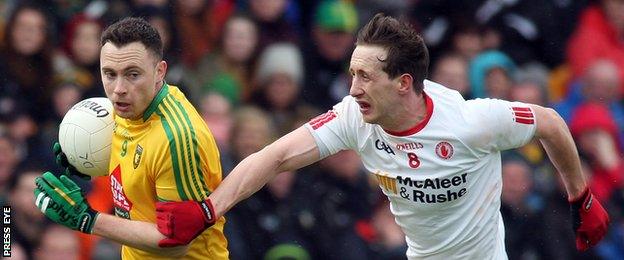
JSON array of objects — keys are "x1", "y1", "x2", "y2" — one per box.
[
  {"x1": 309, "y1": 111, "x2": 337, "y2": 129},
  {"x1": 512, "y1": 107, "x2": 531, "y2": 112},
  {"x1": 513, "y1": 111, "x2": 534, "y2": 118},
  {"x1": 309, "y1": 110, "x2": 334, "y2": 124},
  {"x1": 515, "y1": 117, "x2": 534, "y2": 124},
  {"x1": 309, "y1": 111, "x2": 330, "y2": 124}
]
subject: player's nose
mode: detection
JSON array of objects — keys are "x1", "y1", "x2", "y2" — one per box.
[
  {"x1": 112, "y1": 80, "x2": 128, "y2": 95},
  {"x1": 349, "y1": 82, "x2": 364, "y2": 97}
]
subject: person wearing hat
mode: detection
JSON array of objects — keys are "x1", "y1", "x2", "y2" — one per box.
[{"x1": 302, "y1": 0, "x2": 359, "y2": 110}]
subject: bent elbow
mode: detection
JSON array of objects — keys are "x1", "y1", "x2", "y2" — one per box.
[{"x1": 538, "y1": 107, "x2": 568, "y2": 138}]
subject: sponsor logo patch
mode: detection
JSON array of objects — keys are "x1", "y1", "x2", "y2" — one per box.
[
  {"x1": 111, "y1": 165, "x2": 132, "y2": 219},
  {"x1": 373, "y1": 171, "x2": 469, "y2": 204}
]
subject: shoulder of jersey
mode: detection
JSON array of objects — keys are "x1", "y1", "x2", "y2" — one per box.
[
  {"x1": 423, "y1": 80, "x2": 464, "y2": 101},
  {"x1": 423, "y1": 80, "x2": 465, "y2": 112}
]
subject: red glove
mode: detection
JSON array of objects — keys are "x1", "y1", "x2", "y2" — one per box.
[
  {"x1": 156, "y1": 199, "x2": 217, "y2": 247},
  {"x1": 569, "y1": 188, "x2": 610, "y2": 251}
]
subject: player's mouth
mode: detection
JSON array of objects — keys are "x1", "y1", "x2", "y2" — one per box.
[
  {"x1": 114, "y1": 102, "x2": 131, "y2": 112},
  {"x1": 356, "y1": 100, "x2": 371, "y2": 114}
]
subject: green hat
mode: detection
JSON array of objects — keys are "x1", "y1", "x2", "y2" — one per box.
[
  {"x1": 203, "y1": 73, "x2": 241, "y2": 105},
  {"x1": 315, "y1": 0, "x2": 358, "y2": 33},
  {"x1": 264, "y1": 244, "x2": 311, "y2": 260}
]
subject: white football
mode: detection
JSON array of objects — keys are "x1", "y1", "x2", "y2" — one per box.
[{"x1": 58, "y1": 97, "x2": 114, "y2": 177}]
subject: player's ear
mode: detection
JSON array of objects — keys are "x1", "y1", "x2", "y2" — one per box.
[
  {"x1": 397, "y1": 73, "x2": 413, "y2": 94},
  {"x1": 156, "y1": 60, "x2": 168, "y2": 82}
]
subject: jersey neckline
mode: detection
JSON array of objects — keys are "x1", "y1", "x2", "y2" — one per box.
[
  {"x1": 383, "y1": 92, "x2": 434, "y2": 136},
  {"x1": 142, "y1": 82, "x2": 169, "y2": 122}
]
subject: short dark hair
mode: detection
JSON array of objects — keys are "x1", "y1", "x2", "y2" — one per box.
[
  {"x1": 100, "y1": 17, "x2": 163, "y2": 60},
  {"x1": 356, "y1": 13, "x2": 429, "y2": 93}
]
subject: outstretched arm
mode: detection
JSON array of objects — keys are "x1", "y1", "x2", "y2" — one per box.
[
  {"x1": 210, "y1": 126, "x2": 321, "y2": 217},
  {"x1": 156, "y1": 126, "x2": 322, "y2": 247},
  {"x1": 530, "y1": 104, "x2": 609, "y2": 251}
]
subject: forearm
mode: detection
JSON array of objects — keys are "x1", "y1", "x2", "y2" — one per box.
[
  {"x1": 209, "y1": 147, "x2": 286, "y2": 217},
  {"x1": 537, "y1": 109, "x2": 586, "y2": 199},
  {"x1": 210, "y1": 127, "x2": 319, "y2": 218},
  {"x1": 92, "y1": 213, "x2": 188, "y2": 256}
]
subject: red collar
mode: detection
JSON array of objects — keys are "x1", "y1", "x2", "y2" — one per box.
[{"x1": 383, "y1": 93, "x2": 434, "y2": 136}]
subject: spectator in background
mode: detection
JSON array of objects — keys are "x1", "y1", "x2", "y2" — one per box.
[
  {"x1": 367, "y1": 199, "x2": 408, "y2": 259},
  {"x1": 251, "y1": 43, "x2": 313, "y2": 135},
  {"x1": 297, "y1": 150, "x2": 373, "y2": 259},
  {"x1": 140, "y1": 7, "x2": 176, "y2": 60},
  {"x1": 221, "y1": 106, "x2": 303, "y2": 259},
  {"x1": 8, "y1": 167, "x2": 47, "y2": 258},
  {"x1": 34, "y1": 225, "x2": 80, "y2": 260},
  {"x1": 449, "y1": 22, "x2": 484, "y2": 61},
  {"x1": 431, "y1": 52, "x2": 470, "y2": 98},
  {"x1": 38, "y1": 82, "x2": 82, "y2": 165},
  {"x1": 133, "y1": 5, "x2": 186, "y2": 91},
  {"x1": 6, "y1": 111, "x2": 43, "y2": 163},
  {"x1": 0, "y1": 1, "x2": 11, "y2": 42},
  {"x1": 302, "y1": 0, "x2": 358, "y2": 109},
  {"x1": 215, "y1": 104, "x2": 306, "y2": 249},
  {"x1": 0, "y1": 133, "x2": 17, "y2": 199},
  {"x1": 511, "y1": 63, "x2": 550, "y2": 106},
  {"x1": 173, "y1": 0, "x2": 234, "y2": 68},
  {"x1": 173, "y1": 0, "x2": 234, "y2": 102},
  {"x1": 500, "y1": 156, "x2": 550, "y2": 259},
  {"x1": 409, "y1": 2, "x2": 484, "y2": 61},
  {"x1": 200, "y1": 92, "x2": 233, "y2": 152},
  {"x1": 554, "y1": 59, "x2": 624, "y2": 143},
  {"x1": 511, "y1": 81, "x2": 547, "y2": 107},
  {"x1": 221, "y1": 106, "x2": 275, "y2": 174},
  {"x1": 55, "y1": 13, "x2": 104, "y2": 98},
  {"x1": 227, "y1": 170, "x2": 310, "y2": 260},
  {"x1": 246, "y1": 0, "x2": 300, "y2": 52},
  {"x1": 570, "y1": 103, "x2": 624, "y2": 202},
  {"x1": 469, "y1": 50, "x2": 516, "y2": 99},
  {"x1": 0, "y1": 3, "x2": 55, "y2": 122},
  {"x1": 188, "y1": 14, "x2": 259, "y2": 105},
  {"x1": 567, "y1": 0, "x2": 624, "y2": 94}
]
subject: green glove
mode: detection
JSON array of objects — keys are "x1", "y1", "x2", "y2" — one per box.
[
  {"x1": 34, "y1": 172, "x2": 99, "y2": 233},
  {"x1": 53, "y1": 142, "x2": 91, "y2": 180}
]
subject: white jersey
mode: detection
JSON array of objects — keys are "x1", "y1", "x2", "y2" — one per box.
[{"x1": 305, "y1": 80, "x2": 537, "y2": 259}]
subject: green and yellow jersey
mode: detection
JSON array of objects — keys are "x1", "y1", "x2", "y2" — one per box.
[{"x1": 109, "y1": 83, "x2": 227, "y2": 259}]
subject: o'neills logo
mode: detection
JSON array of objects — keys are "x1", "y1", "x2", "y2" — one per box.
[
  {"x1": 395, "y1": 142, "x2": 423, "y2": 151},
  {"x1": 435, "y1": 141, "x2": 453, "y2": 159},
  {"x1": 74, "y1": 100, "x2": 110, "y2": 117}
]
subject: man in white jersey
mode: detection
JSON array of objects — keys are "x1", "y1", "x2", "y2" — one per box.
[{"x1": 154, "y1": 14, "x2": 610, "y2": 258}]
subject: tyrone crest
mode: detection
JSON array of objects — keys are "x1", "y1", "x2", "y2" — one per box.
[
  {"x1": 435, "y1": 141, "x2": 453, "y2": 160},
  {"x1": 133, "y1": 144, "x2": 143, "y2": 169}
]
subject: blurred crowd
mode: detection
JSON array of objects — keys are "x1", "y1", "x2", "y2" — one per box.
[{"x1": 0, "y1": 0, "x2": 623, "y2": 259}]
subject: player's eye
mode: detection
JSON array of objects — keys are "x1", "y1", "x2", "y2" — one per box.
[
  {"x1": 127, "y1": 72, "x2": 140, "y2": 79},
  {"x1": 104, "y1": 72, "x2": 115, "y2": 79}
]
